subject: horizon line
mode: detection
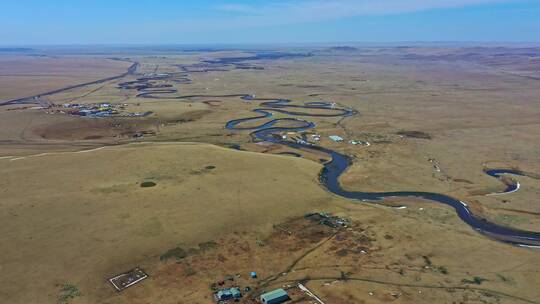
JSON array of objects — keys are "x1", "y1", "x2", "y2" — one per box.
[{"x1": 2, "y1": 41, "x2": 540, "y2": 48}]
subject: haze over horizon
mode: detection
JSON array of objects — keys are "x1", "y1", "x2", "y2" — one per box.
[{"x1": 2, "y1": 0, "x2": 540, "y2": 45}]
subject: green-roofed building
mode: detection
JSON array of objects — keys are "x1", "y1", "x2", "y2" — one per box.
[{"x1": 260, "y1": 288, "x2": 289, "y2": 304}]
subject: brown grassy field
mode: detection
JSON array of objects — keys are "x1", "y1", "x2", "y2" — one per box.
[
  {"x1": 0, "y1": 55, "x2": 131, "y2": 101},
  {"x1": 0, "y1": 143, "x2": 333, "y2": 303},
  {"x1": 0, "y1": 47, "x2": 539, "y2": 303}
]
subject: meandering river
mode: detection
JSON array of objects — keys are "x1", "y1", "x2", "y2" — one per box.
[{"x1": 118, "y1": 63, "x2": 540, "y2": 248}]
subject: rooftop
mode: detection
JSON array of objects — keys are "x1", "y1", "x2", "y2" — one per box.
[{"x1": 260, "y1": 288, "x2": 289, "y2": 301}]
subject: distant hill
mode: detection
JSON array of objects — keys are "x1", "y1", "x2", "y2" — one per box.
[
  {"x1": 0, "y1": 48, "x2": 34, "y2": 53},
  {"x1": 327, "y1": 46, "x2": 359, "y2": 52}
]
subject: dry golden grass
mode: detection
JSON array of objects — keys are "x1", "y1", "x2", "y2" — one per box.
[
  {"x1": 0, "y1": 142, "x2": 333, "y2": 303},
  {"x1": 1, "y1": 47, "x2": 539, "y2": 304},
  {"x1": 0, "y1": 55, "x2": 131, "y2": 101}
]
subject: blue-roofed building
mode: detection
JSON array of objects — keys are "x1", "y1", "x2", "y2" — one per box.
[
  {"x1": 329, "y1": 135, "x2": 344, "y2": 142},
  {"x1": 260, "y1": 288, "x2": 289, "y2": 304},
  {"x1": 215, "y1": 287, "x2": 242, "y2": 301}
]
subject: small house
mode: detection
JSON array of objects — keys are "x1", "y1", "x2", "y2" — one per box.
[
  {"x1": 260, "y1": 288, "x2": 289, "y2": 304},
  {"x1": 215, "y1": 287, "x2": 242, "y2": 301},
  {"x1": 329, "y1": 135, "x2": 344, "y2": 142}
]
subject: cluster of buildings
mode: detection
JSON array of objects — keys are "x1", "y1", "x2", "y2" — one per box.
[
  {"x1": 214, "y1": 286, "x2": 290, "y2": 304},
  {"x1": 63, "y1": 102, "x2": 118, "y2": 117},
  {"x1": 329, "y1": 135, "x2": 370, "y2": 146},
  {"x1": 212, "y1": 271, "x2": 292, "y2": 304},
  {"x1": 305, "y1": 212, "x2": 350, "y2": 229},
  {"x1": 60, "y1": 102, "x2": 151, "y2": 118},
  {"x1": 279, "y1": 132, "x2": 370, "y2": 147}
]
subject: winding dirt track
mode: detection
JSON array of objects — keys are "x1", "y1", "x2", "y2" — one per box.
[{"x1": 0, "y1": 60, "x2": 139, "y2": 106}]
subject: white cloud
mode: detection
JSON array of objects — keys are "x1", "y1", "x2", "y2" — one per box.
[
  {"x1": 215, "y1": 0, "x2": 514, "y2": 22},
  {"x1": 216, "y1": 3, "x2": 258, "y2": 14},
  {"x1": 146, "y1": 0, "x2": 515, "y2": 34}
]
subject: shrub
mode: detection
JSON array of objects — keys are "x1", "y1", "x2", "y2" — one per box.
[
  {"x1": 58, "y1": 283, "x2": 81, "y2": 304},
  {"x1": 160, "y1": 247, "x2": 188, "y2": 261}
]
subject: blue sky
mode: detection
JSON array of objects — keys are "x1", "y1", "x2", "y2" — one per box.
[{"x1": 1, "y1": 0, "x2": 539, "y2": 45}]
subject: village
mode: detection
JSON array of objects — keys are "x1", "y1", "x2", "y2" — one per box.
[
  {"x1": 280, "y1": 131, "x2": 370, "y2": 147},
  {"x1": 107, "y1": 212, "x2": 352, "y2": 304},
  {"x1": 55, "y1": 102, "x2": 153, "y2": 118}
]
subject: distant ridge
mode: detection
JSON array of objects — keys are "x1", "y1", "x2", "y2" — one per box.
[
  {"x1": 0, "y1": 47, "x2": 34, "y2": 53},
  {"x1": 327, "y1": 46, "x2": 359, "y2": 51}
]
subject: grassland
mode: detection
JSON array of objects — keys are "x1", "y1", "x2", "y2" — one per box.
[
  {"x1": 0, "y1": 55, "x2": 131, "y2": 102},
  {"x1": 0, "y1": 46, "x2": 539, "y2": 303}
]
